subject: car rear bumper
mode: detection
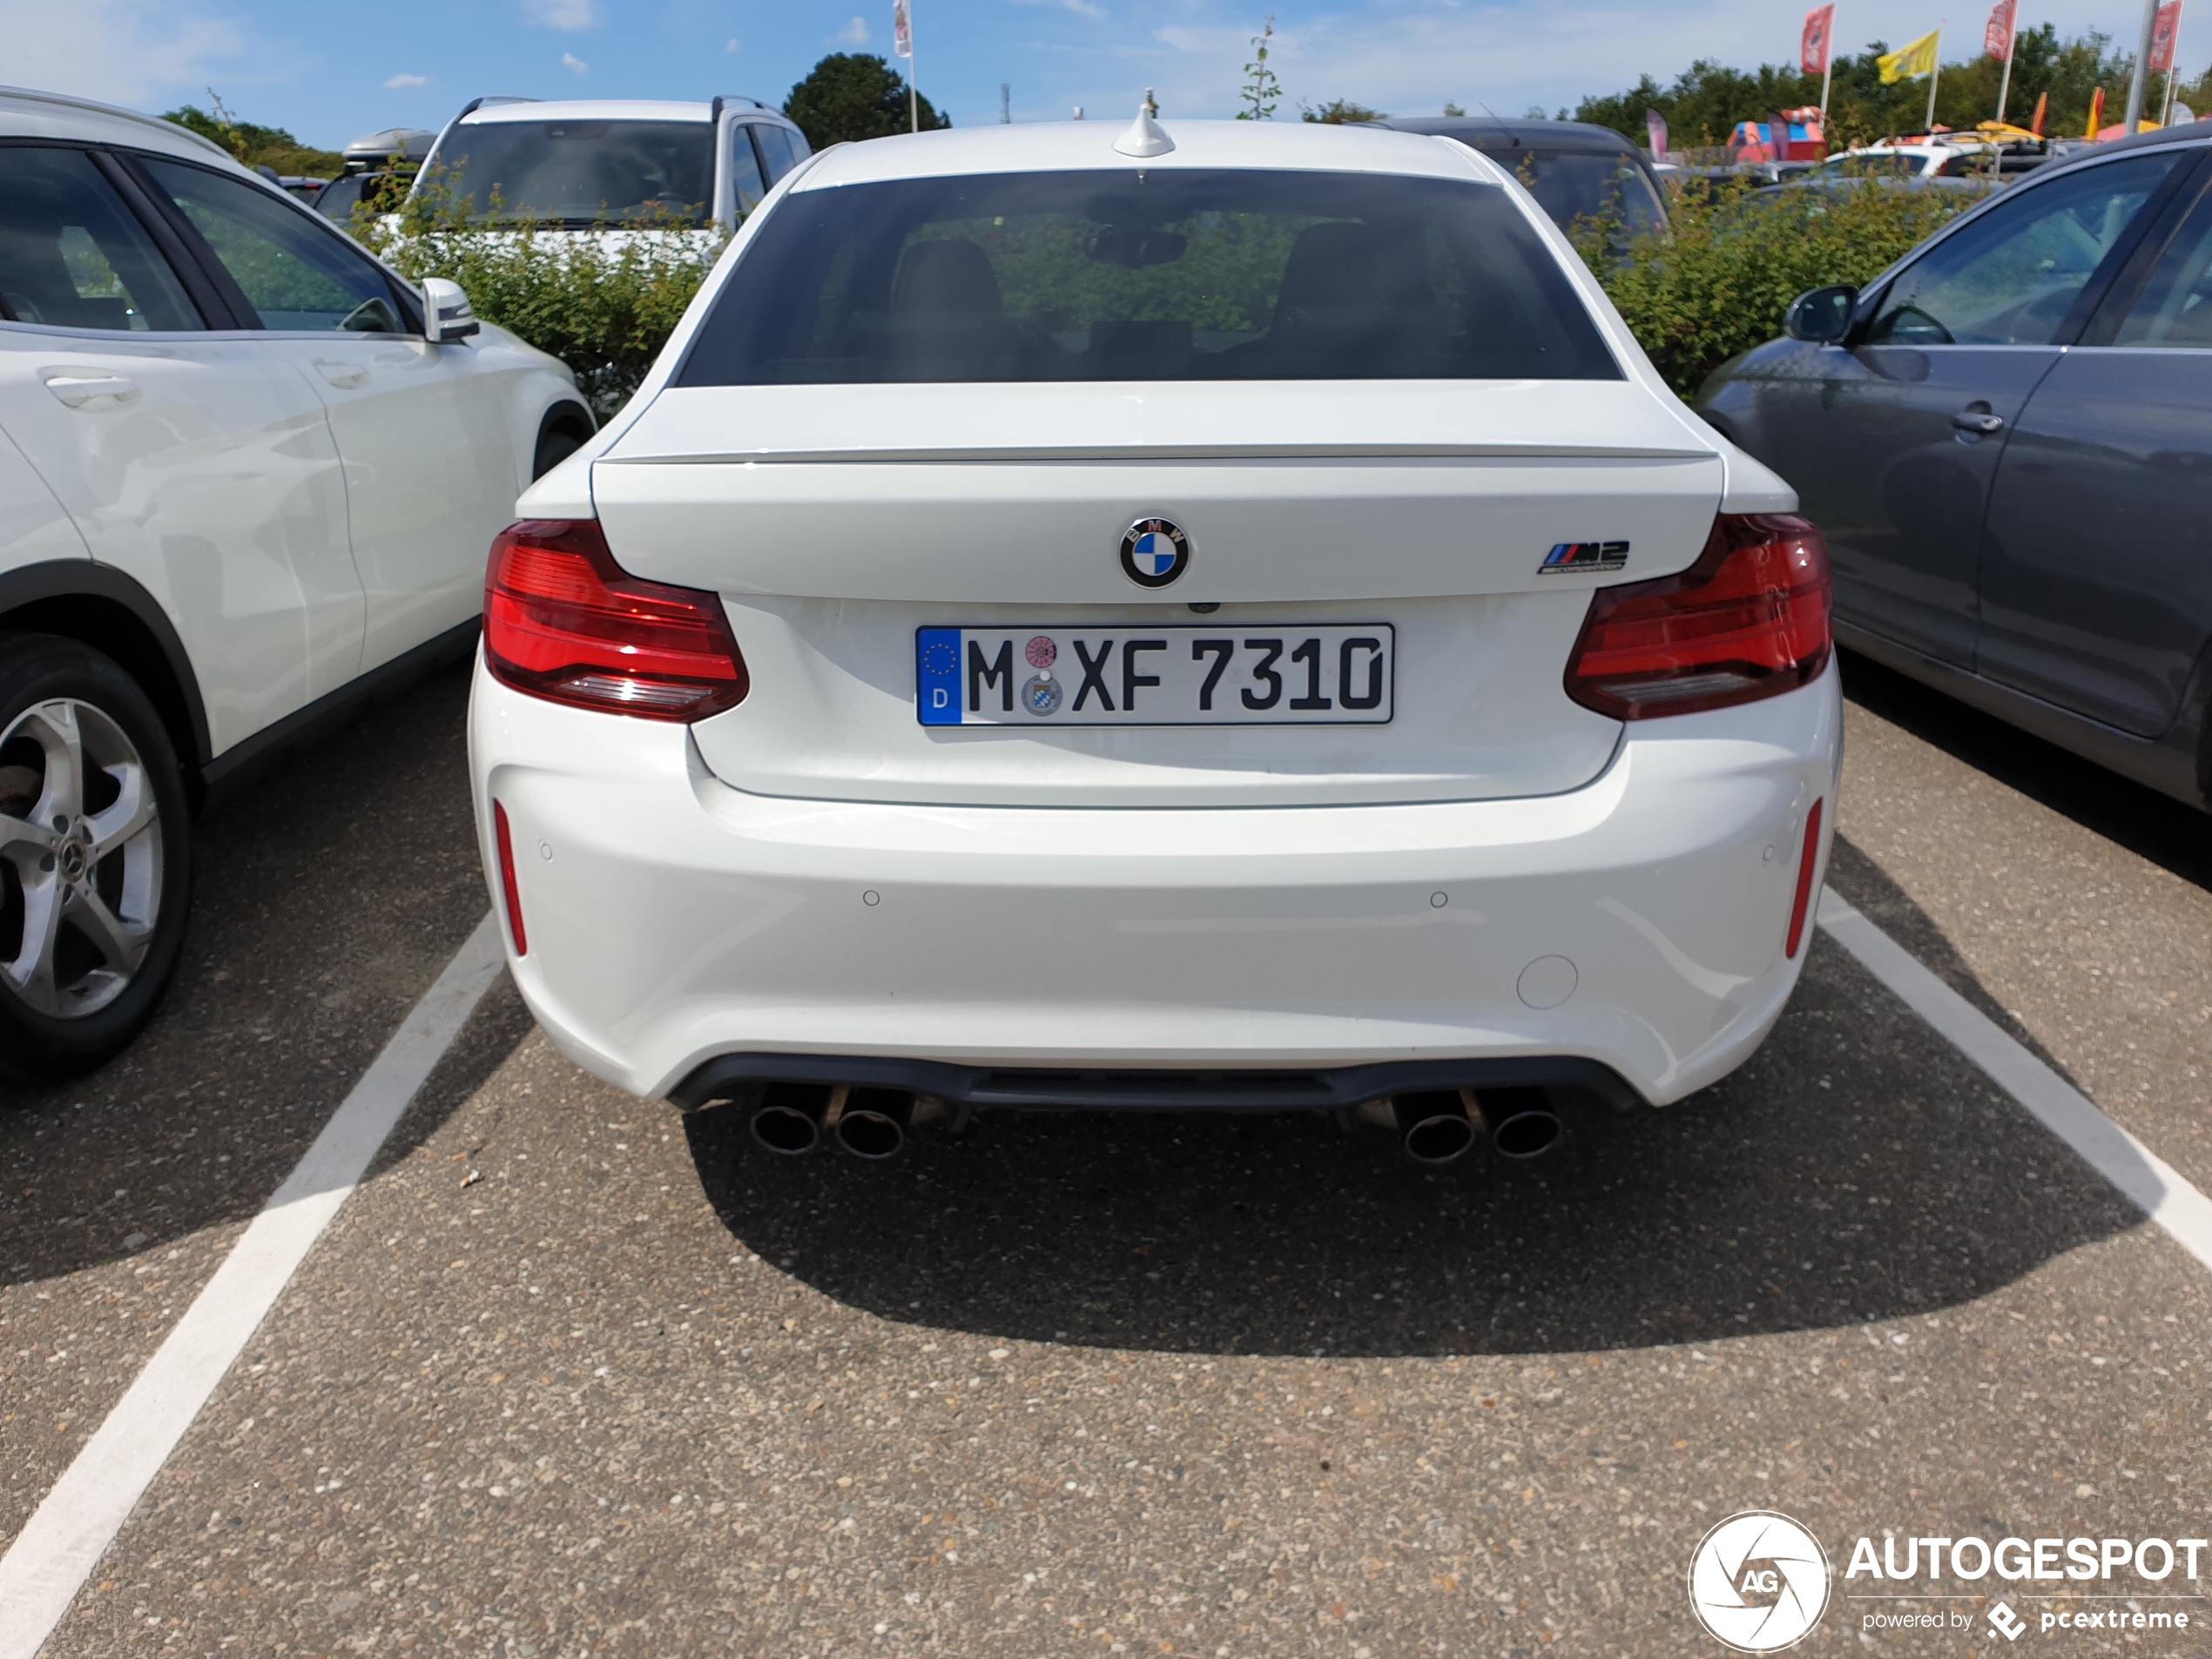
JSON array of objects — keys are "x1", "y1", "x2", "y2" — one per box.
[{"x1": 469, "y1": 653, "x2": 1841, "y2": 1106}]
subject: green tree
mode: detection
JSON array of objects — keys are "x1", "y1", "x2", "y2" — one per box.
[
  {"x1": 162, "y1": 92, "x2": 344, "y2": 177},
  {"x1": 1238, "y1": 17, "x2": 1282, "y2": 120},
  {"x1": 783, "y1": 53, "x2": 950, "y2": 148},
  {"x1": 1572, "y1": 27, "x2": 2142, "y2": 152},
  {"x1": 1301, "y1": 98, "x2": 1386, "y2": 124}
]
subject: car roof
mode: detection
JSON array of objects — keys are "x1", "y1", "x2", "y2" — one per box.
[
  {"x1": 1379, "y1": 116, "x2": 1641, "y2": 154},
  {"x1": 458, "y1": 98, "x2": 792, "y2": 126},
  {"x1": 793, "y1": 118, "x2": 1495, "y2": 191},
  {"x1": 0, "y1": 83, "x2": 244, "y2": 167}
]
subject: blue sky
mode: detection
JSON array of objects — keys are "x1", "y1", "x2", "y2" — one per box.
[{"x1": 6, "y1": 0, "x2": 2176, "y2": 152}]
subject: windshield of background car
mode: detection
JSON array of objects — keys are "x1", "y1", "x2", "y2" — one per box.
[
  {"x1": 676, "y1": 168, "x2": 1622, "y2": 385},
  {"x1": 1865, "y1": 151, "x2": 2182, "y2": 346},
  {"x1": 1815, "y1": 154, "x2": 1925, "y2": 178},
  {"x1": 432, "y1": 119, "x2": 715, "y2": 224},
  {"x1": 1501, "y1": 151, "x2": 1666, "y2": 236}
]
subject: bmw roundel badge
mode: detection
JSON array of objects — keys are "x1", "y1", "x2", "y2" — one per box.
[{"x1": 1120, "y1": 517, "x2": 1190, "y2": 589}]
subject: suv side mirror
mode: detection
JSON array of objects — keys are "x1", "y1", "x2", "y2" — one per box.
[
  {"x1": 1784, "y1": 285, "x2": 1857, "y2": 344},
  {"x1": 422, "y1": 276, "x2": 480, "y2": 343}
]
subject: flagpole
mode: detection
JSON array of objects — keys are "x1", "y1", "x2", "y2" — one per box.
[
  {"x1": 1926, "y1": 48, "x2": 1941, "y2": 132},
  {"x1": 2126, "y1": 0, "x2": 2160, "y2": 132},
  {"x1": 2162, "y1": 5, "x2": 2182, "y2": 123},
  {"x1": 1821, "y1": 57, "x2": 1834, "y2": 121},
  {"x1": 909, "y1": 38, "x2": 920, "y2": 132},
  {"x1": 1996, "y1": 30, "x2": 2014, "y2": 124}
]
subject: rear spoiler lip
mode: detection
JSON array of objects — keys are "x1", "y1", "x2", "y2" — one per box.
[{"x1": 597, "y1": 442, "x2": 1719, "y2": 465}]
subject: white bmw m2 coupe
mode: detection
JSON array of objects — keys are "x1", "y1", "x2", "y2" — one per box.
[{"x1": 469, "y1": 110, "x2": 1839, "y2": 1165}]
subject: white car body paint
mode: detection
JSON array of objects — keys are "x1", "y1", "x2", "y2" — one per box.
[
  {"x1": 0, "y1": 84, "x2": 584, "y2": 763},
  {"x1": 479, "y1": 118, "x2": 1836, "y2": 1108}
]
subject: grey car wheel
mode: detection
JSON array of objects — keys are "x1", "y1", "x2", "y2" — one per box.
[
  {"x1": 0, "y1": 637, "x2": 192, "y2": 1081},
  {"x1": 1, "y1": 696, "x2": 164, "y2": 1015}
]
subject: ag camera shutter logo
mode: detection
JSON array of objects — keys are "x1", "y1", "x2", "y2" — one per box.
[{"x1": 1688, "y1": 1511, "x2": 1831, "y2": 1652}]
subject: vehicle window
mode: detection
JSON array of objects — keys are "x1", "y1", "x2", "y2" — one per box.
[
  {"x1": 433, "y1": 119, "x2": 715, "y2": 225},
  {"x1": 1866, "y1": 152, "x2": 2182, "y2": 346},
  {"x1": 139, "y1": 159, "x2": 404, "y2": 333},
  {"x1": 0, "y1": 147, "x2": 201, "y2": 331},
  {"x1": 752, "y1": 125, "x2": 800, "y2": 183},
  {"x1": 1486, "y1": 149, "x2": 1666, "y2": 236},
  {"x1": 728, "y1": 128, "x2": 769, "y2": 217},
  {"x1": 678, "y1": 167, "x2": 1621, "y2": 386},
  {"x1": 2113, "y1": 186, "x2": 2212, "y2": 347}
]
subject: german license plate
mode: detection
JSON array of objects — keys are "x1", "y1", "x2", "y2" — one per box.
[{"x1": 916, "y1": 625, "x2": 1394, "y2": 726}]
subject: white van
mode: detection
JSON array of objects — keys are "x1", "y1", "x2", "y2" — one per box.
[{"x1": 412, "y1": 97, "x2": 811, "y2": 230}]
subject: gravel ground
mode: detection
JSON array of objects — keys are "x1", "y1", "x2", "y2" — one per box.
[{"x1": 8, "y1": 654, "x2": 2212, "y2": 1657}]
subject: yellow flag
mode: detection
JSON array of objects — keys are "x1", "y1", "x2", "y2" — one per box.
[{"x1": 1878, "y1": 29, "x2": 1942, "y2": 81}]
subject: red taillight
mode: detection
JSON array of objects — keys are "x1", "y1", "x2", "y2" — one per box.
[
  {"x1": 493, "y1": 799, "x2": 527, "y2": 956},
  {"x1": 482, "y1": 519, "x2": 748, "y2": 720},
  {"x1": 1785, "y1": 797, "x2": 1823, "y2": 960},
  {"x1": 1563, "y1": 513, "x2": 1831, "y2": 719}
]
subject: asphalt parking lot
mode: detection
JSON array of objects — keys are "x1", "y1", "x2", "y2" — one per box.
[{"x1": 3, "y1": 651, "x2": 2209, "y2": 1656}]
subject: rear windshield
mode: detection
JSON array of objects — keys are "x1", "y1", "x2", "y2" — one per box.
[
  {"x1": 430, "y1": 119, "x2": 715, "y2": 225},
  {"x1": 677, "y1": 168, "x2": 1621, "y2": 385}
]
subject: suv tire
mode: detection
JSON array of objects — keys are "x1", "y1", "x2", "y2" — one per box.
[{"x1": 0, "y1": 636, "x2": 192, "y2": 1082}]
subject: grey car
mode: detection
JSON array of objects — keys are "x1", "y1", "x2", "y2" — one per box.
[{"x1": 1696, "y1": 123, "x2": 2212, "y2": 812}]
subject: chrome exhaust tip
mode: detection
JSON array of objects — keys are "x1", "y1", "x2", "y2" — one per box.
[
  {"x1": 833, "y1": 1087, "x2": 916, "y2": 1159},
  {"x1": 1386, "y1": 1089, "x2": 1480, "y2": 1164},
  {"x1": 1476, "y1": 1086, "x2": 1562, "y2": 1160},
  {"x1": 750, "y1": 1082, "x2": 833, "y2": 1156}
]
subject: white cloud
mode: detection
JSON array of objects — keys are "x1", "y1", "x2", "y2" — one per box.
[
  {"x1": 838, "y1": 15, "x2": 871, "y2": 44},
  {"x1": 0, "y1": 0, "x2": 245, "y2": 108},
  {"x1": 383, "y1": 71, "x2": 428, "y2": 88},
  {"x1": 524, "y1": 0, "x2": 602, "y2": 32},
  {"x1": 562, "y1": 51, "x2": 588, "y2": 73},
  {"x1": 725, "y1": 36, "x2": 740, "y2": 51},
  {"x1": 1013, "y1": 0, "x2": 1106, "y2": 17}
]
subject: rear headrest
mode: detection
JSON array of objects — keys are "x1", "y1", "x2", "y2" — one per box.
[{"x1": 891, "y1": 239, "x2": 1002, "y2": 314}]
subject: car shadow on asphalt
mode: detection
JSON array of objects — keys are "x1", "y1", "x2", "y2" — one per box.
[
  {"x1": 1839, "y1": 646, "x2": 2212, "y2": 895},
  {"x1": 0, "y1": 664, "x2": 511, "y2": 1288},
  {"x1": 684, "y1": 928, "x2": 2146, "y2": 1360}
]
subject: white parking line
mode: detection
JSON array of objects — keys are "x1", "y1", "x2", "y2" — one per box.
[
  {"x1": 0, "y1": 913, "x2": 503, "y2": 1656},
  {"x1": 1817, "y1": 887, "x2": 2212, "y2": 1276},
  {"x1": 3, "y1": 887, "x2": 2209, "y2": 1647}
]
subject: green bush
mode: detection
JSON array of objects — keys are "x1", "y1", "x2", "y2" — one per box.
[
  {"x1": 1573, "y1": 177, "x2": 1977, "y2": 395},
  {"x1": 358, "y1": 177, "x2": 727, "y2": 417}
]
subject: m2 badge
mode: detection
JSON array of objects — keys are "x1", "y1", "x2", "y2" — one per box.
[{"x1": 1540, "y1": 541, "x2": 1629, "y2": 574}]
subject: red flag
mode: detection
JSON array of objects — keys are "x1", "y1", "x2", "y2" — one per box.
[
  {"x1": 1801, "y1": 4, "x2": 1836, "y2": 75},
  {"x1": 2151, "y1": 0, "x2": 2182, "y2": 72},
  {"x1": 1984, "y1": 0, "x2": 2017, "y2": 59},
  {"x1": 1645, "y1": 108, "x2": 1670, "y2": 157}
]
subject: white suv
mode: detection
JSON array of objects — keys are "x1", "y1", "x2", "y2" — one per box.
[
  {"x1": 414, "y1": 96, "x2": 811, "y2": 229},
  {"x1": 472, "y1": 114, "x2": 1840, "y2": 1165},
  {"x1": 0, "y1": 84, "x2": 589, "y2": 1078}
]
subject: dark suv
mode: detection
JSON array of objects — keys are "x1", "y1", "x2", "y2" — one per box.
[{"x1": 1378, "y1": 116, "x2": 1669, "y2": 238}]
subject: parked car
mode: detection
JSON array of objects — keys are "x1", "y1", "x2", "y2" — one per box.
[
  {"x1": 0, "y1": 84, "x2": 593, "y2": 1077},
  {"x1": 312, "y1": 125, "x2": 436, "y2": 223},
  {"x1": 411, "y1": 96, "x2": 809, "y2": 230},
  {"x1": 1378, "y1": 115, "x2": 1669, "y2": 238},
  {"x1": 1807, "y1": 136, "x2": 2049, "y2": 181},
  {"x1": 469, "y1": 111, "x2": 1839, "y2": 1163},
  {"x1": 1697, "y1": 122, "x2": 2212, "y2": 812}
]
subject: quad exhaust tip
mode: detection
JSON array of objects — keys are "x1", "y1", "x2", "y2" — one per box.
[
  {"x1": 748, "y1": 1082, "x2": 940, "y2": 1158},
  {"x1": 1362, "y1": 1086, "x2": 1563, "y2": 1163}
]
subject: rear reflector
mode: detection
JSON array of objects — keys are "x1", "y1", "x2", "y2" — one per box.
[
  {"x1": 483, "y1": 519, "x2": 748, "y2": 721},
  {"x1": 493, "y1": 799, "x2": 527, "y2": 956},
  {"x1": 1785, "y1": 798, "x2": 1823, "y2": 960},
  {"x1": 1564, "y1": 513, "x2": 1831, "y2": 720}
]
